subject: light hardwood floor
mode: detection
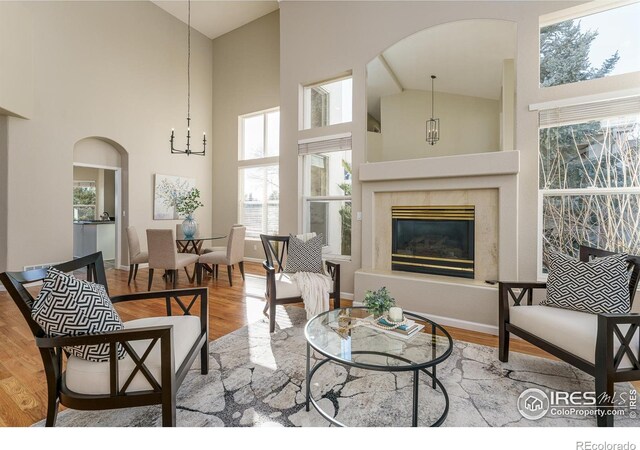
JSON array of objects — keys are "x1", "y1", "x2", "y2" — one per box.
[{"x1": 0, "y1": 262, "x2": 558, "y2": 426}]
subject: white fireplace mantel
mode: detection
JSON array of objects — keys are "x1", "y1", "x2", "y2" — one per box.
[
  {"x1": 359, "y1": 150, "x2": 520, "y2": 182},
  {"x1": 355, "y1": 150, "x2": 521, "y2": 334}
]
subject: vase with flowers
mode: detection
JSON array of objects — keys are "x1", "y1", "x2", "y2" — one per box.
[{"x1": 176, "y1": 188, "x2": 204, "y2": 238}]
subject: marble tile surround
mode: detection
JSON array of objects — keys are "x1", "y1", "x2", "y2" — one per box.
[{"x1": 374, "y1": 189, "x2": 499, "y2": 282}]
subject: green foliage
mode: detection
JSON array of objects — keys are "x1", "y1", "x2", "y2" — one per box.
[
  {"x1": 363, "y1": 287, "x2": 396, "y2": 318},
  {"x1": 176, "y1": 188, "x2": 204, "y2": 216},
  {"x1": 540, "y1": 20, "x2": 619, "y2": 87},
  {"x1": 338, "y1": 159, "x2": 352, "y2": 256},
  {"x1": 73, "y1": 186, "x2": 96, "y2": 206}
]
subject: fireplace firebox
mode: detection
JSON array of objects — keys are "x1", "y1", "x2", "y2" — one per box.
[{"x1": 391, "y1": 206, "x2": 475, "y2": 279}]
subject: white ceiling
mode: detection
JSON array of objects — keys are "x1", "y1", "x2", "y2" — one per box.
[
  {"x1": 367, "y1": 20, "x2": 517, "y2": 120},
  {"x1": 152, "y1": 0, "x2": 279, "y2": 40}
]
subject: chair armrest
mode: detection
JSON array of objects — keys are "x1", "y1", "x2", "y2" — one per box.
[
  {"x1": 35, "y1": 325, "x2": 173, "y2": 349},
  {"x1": 498, "y1": 281, "x2": 547, "y2": 325},
  {"x1": 111, "y1": 287, "x2": 208, "y2": 324},
  {"x1": 262, "y1": 260, "x2": 276, "y2": 275},
  {"x1": 325, "y1": 261, "x2": 340, "y2": 298},
  {"x1": 596, "y1": 313, "x2": 640, "y2": 376}
]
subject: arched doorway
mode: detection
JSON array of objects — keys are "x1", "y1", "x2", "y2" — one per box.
[{"x1": 73, "y1": 137, "x2": 129, "y2": 268}]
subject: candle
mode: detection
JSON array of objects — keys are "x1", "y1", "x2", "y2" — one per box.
[{"x1": 388, "y1": 307, "x2": 403, "y2": 322}]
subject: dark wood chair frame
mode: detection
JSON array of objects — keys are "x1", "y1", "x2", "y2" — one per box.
[
  {"x1": 499, "y1": 245, "x2": 640, "y2": 427},
  {"x1": 0, "y1": 252, "x2": 209, "y2": 427},
  {"x1": 260, "y1": 234, "x2": 340, "y2": 333}
]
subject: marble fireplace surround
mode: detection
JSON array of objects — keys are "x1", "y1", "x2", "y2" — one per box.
[{"x1": 355, "y1": 151, "x2": 520, "y2": 334}]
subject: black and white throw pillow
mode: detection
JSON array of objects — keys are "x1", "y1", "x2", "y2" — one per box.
[
  {"x1": 541, "y1": 251, "x2": 630, "y2": 314},
  {"x1": 32, "y1": 268, "x2": 125, "y2": 362},
  {"x1": 285, "y1": 233, "x2": 324, "y2": 273}
]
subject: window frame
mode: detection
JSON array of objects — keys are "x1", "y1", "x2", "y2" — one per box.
[
  {"x1": 300, "y1": 144, "x2": 353, "y2": 260},
  {"x1": 536, "y1": 106, "x2": 640, "y2": 279},
  {"x1": 238, "y1": 108, "x2": 280, "y2": 240},
  {"x1": 301, "y1": 74, "x2": 353, "y2": 131},
  {"x1": 73, "y1": 180, "x2": 97, "y2": 221}
]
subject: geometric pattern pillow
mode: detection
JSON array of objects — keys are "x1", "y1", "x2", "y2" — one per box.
[
  {"x1": 541, "y1": 251, "x2": 630, "y2": 315},
  {"x1": 31, "y1": 268, "x2": 125, "y2": 362},
  {"x1": 285, "y1": 234, "x2": 324, "y2": 274}
]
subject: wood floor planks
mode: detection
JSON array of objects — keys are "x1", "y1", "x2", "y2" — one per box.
[{"x1": 0, "y1": 261, "x2": 615, "y2": 426}]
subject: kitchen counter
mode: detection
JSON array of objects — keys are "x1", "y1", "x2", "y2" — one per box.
[
  {"x1": 73, "y1": 220, "x2": 115, "y2": 225},
  {"x1": 73, "y1": 221, "x2": 116, "y2": 260}
]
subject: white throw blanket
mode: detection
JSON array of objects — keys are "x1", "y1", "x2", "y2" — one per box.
[{"x1": 290, "y1": 271, "x2": 333, "y2": 318}]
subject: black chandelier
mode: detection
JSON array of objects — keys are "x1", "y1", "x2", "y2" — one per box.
[
  {"x1": 426, "y1": 75, "x2": 440, "y2": 145},
  {"x1": 170, "y1": 0, "x2": 205, "y2": 156}
]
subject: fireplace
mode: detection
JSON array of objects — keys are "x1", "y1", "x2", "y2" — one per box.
[{"x1": 391, "y1": 206, "x2": 475, "y2": 279}]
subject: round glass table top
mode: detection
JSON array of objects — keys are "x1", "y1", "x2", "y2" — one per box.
[
  {"x1": 175, "y1": 233, "x2": 226, "y2": 241},
  {"x1": 304, "y1": 307, "x2": 453, "y2": 371}
]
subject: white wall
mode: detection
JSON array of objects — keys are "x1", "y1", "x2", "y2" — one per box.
[
  {"x1": 377, "y1": 89, "x2": 499, "y2": 161},
  {"x1": 279, "y1": 0, "x2": 638, "y2": 296},
  {"x1": 212, "y1": 11, "x2": 280, "y2": 260},
  {"x1": 0, "y1": 2, "x2": 33, "y2": 118},
  {"x1": 1, "y1": 1, "x2": 213, "y2": 270}
]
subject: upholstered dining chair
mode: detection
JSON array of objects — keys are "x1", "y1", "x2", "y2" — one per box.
[
  {"x1": 126, "y1": 226, "x2": 148, "y2": 285},
  {"x1": 196, "y1": 225, "x2": 246, "y2": 286},
  {"x1": 146, "y1": 229, "x2": 199, "y2": 290},
  {"x1": 0, "y1": 252, "x2": 209, "y2": 427}
]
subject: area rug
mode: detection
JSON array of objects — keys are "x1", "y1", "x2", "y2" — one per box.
[{"x1": 41, "y1": 306, "x2": 639, "y2": 427}]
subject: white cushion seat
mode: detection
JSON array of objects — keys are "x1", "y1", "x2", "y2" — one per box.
[
  {"x1": 510, "y1": 305, "x2": 639, "y2": 369},
  {"x1": 131, "y1": 251, "x2": 148, "y2": 265},
  {"x1": 198, "y1": 251, "x2": 226, "y2": 265},
  {"x1": 176, "y1": 253, "x2": 199, "y2": 267},
  {"x1": 65, "y1": 315, "x2": 201, "y2": 395},
  {"x1": 275, "y1": 273, "x2": 302, "y2": 299}
]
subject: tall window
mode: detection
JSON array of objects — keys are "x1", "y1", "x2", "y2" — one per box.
[
  {"x1": 73, "y1": 181, "x2": 97, "y2": 221},
  {"x1": 239, "y1": 108, "x2": 279, "y2": 239},
  {"x1": 538, "y1": 99, "x2": 640, "y2": 275},
  {"x1": 300, "y1": 134, "x2": 352, "y2": 257},
  {"x1": 540, "y1": 1, "x2": 640, "y2": 87},
  {"x1": 302, "y1": 77, "x2": 352, "y2": 130}
]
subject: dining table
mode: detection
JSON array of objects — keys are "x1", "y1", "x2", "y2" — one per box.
[{"x1": 175, "y1": 232, "x2": 227, "y2": 282}]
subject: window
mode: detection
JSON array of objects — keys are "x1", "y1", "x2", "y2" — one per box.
[
  {"x1": 73, "y1": 181, "x2": 97, "y2": 220},
  {"x1": 540, "y1": 1, "x2": 640, "y2": 87},
  {"x1": 538, "y1": 98, "x2": 640, "y2": 276},
  {"x1": 302, "y1": 77, "x2": 352, "y2": 129},
  {"x1": 238, "y1": 108, "x2": 279, "y2": 238},
  {"x1": 301, "y1": 135, "x2": 352, "y2": 257}
]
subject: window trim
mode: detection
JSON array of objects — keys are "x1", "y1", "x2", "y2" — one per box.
[
  {"x1": 536, "y1": 102, "x2": 640, "y2": 279},
  {"x1": 238, "y1": 106, "x2": 280, "y2": 162},
  {"x1": 301, "y1": 75, "x2": 353, "y2": 131},
  {"x1": 237, "y1": 107, "x2": 280, "y2": 238}
]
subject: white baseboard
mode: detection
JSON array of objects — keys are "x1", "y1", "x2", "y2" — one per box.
[
  {"x1": 243, "y1": 257, "x2": 264, "y2": 264},
  {"x1": 351, "y1": 301, "x2": 499, "y2": 336}
]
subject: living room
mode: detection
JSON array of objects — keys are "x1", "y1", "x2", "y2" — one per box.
[{"x1": 0, "y1": 0, "x2": 639, "y2": 445}]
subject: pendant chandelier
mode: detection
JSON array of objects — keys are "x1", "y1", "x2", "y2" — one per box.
[
  {"x1": 426, "y1": 75, "x2": 439, "y2": 145},
  {"x1": 170, "y1": 0, "x2": 206, "y2": 156}
]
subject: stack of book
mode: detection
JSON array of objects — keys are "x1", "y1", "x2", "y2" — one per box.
[{"x1": 364, "y1": 316, "x2": 424, "y2": 339}]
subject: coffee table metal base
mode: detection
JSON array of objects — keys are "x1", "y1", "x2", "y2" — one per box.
[{"x1": 305, "y1": 342, "x2": 450, "y2": 427}]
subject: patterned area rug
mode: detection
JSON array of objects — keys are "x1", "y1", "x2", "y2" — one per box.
[{"x1": 42, "y1": 306, "x2": 638, "y2": 427}]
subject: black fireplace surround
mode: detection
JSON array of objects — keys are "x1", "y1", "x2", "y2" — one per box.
[{"x1": 391, "y1": 206, "x2": 475, "y2": 279}]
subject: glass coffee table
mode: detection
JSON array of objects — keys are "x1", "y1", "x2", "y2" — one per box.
[{"x1": 304, "y1": 307, "x2": 453, "y2": 427}]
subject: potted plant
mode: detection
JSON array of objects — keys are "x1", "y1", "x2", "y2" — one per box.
[
  {"x1": 363, "y1": 287, "x2": 396, "y2": 318},
  {"x1": 177, "y1": 188, "x2": 204, "y2": 238}
]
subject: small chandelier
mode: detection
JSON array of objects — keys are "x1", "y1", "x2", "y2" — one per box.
[
  {"x1": 426, "y1": 75, "x2": 439, "y2": 145},
  {"x1": 170, "y1": 0, "x2": 206, "y2": 156}
]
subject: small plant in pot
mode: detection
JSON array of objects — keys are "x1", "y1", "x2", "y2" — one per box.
[{"x1": 363, "y1": 287, "x2": 395, "y2": 318}]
